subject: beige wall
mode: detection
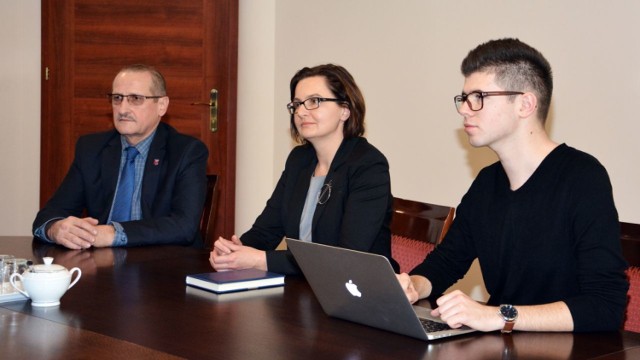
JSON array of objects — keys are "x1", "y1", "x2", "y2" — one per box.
[
  {"x1": 237, "y1": 1, "x2": 640, "y2": 300},
  {"x1": 0, "y1": 1, "x2": 41, "y2": 236},
  {"x1": 263, "y1": 0, "x2": 640, "y2": 227},
  {"x1": 3, "y1": 0, "x2": 639, "y2": 299},
  {"x1": 238, "y1": 0, "x2": 640, "y2": 228},
  {"x1": 236, "y1": 0, "x2": 278, "y2": 240}
]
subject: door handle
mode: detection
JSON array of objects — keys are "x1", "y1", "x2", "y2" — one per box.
[{"x1": 191, "y1": 89, "x2": 218, "y2": 132}]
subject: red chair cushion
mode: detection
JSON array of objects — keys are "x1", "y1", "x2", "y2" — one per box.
[
  {"x1": 391, "y1": 235, "x2": 435, "y2": 274},
  {"x1": 625, "y1": 266, "x2": 640, "y2": 333}
]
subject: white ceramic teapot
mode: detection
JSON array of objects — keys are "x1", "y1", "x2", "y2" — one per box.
[{"x1": 10, "y1": 257, "x2": 81, "y2": 307}]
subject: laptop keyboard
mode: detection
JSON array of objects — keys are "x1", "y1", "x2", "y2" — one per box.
[{"x1": 419, "y1": 318, "x2": 452, "y2": 333}]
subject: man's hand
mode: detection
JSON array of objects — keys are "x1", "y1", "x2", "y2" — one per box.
[
  {"x1": 432, "y1": 290, "x2": 501, "y2": 331},
  {"x1": 397, "y1": 273, "x2": 420, "y2": 303},
  {"x1": 397, "y1": 273, "x2": 433, "y2": 304},
  {"x1": 47, "y1": 217, "x2": 99, "y2": 249},
  {"x1": 93, "y1": 225, "x2": 117, "y2": 247}
]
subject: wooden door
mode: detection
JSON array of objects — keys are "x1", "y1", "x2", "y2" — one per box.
[{"x1": 41, "y1": 0, "x2": 237, "y2": 240}]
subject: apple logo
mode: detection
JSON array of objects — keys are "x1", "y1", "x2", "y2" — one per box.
[{"x1": 345, "y1": 280, "x2": 362, "y2": 297}]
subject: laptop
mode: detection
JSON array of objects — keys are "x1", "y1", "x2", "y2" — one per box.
[{"x1": 286, "y1": 238, "x2": 476, "y2": 341}]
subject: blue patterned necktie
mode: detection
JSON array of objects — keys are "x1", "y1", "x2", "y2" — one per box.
[{"x1": 111, "y1": 146, "x2": 139, "y2": 222}]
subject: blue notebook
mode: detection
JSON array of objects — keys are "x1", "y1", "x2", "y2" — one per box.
[{"x1": 186, "y1": 269, "x2": 284, "y2": 293}]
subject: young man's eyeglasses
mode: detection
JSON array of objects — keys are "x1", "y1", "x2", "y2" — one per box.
[
  {"x1": 286, "y1": 97, "x2": 346, "y2": 115},
  {"x1": 454, "y1": 91, "x2": 524, "y2": 112},
  {"x1": 108, "y1": 93, "x2": 165, "y2": 106}
]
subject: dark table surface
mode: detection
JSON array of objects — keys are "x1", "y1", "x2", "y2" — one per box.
[{"x1": 1, "y1": 236, "x2": 639, "y2": 359}]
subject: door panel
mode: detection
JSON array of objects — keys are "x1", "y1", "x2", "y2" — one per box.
[{"x1": 41, "y1": 0, "x2": 237, "y2": 241}]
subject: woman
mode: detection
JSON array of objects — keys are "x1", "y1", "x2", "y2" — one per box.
[{"x1": 210, "y1": 64, "x2": 397, "y2": 275}]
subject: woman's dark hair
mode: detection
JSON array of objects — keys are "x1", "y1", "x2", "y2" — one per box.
[{"x1": 289, "y1": 64, "x2": 365, "y2": 143}]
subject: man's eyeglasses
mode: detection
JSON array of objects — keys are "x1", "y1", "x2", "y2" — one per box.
[
  {"x1": 108, "y1": 93, "x2": 165, "y2": 106},
  {"x1": 453, "y1": 91, "x2": 524, "y2": 112},
  {"x1": 286, "y1": 97, "x2": 346, "y2": 115}
]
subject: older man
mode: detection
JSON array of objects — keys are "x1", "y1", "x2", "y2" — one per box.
[{"x1": 34, "y1": 64, "x2": 208, "y2": 249}]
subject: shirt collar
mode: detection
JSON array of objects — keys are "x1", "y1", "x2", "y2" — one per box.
[{"x1": 120, "y1": 130, "x2": 156, "y2": 158}]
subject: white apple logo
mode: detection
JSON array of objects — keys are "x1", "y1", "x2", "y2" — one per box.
[{"x1": 345, "y1": 280, "x2": 362, "y2": 297}]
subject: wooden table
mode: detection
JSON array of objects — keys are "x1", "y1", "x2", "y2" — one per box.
[{"x1": 1, "y1": 236, "x2": 639, "y2": 359}]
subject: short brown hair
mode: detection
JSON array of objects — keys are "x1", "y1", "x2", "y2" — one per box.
[{"x1": 461, "y1": 38, "x2": 553, "y2": 123}]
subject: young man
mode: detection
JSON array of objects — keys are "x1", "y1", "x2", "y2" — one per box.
[
  {"x1": 397, "y1": 38, "x2": 628, "y2": 332},
  {"x1": 33, "y1": 64, "x2": 208, "y2": 249}
]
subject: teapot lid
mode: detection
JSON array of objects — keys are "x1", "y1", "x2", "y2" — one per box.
[{"x1": 30, "y1": 257, "x2": 67, "y2": 273}]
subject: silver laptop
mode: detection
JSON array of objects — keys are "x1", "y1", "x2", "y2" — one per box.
[{"x1": 286, "y1": 238, "x2": 476, "y2": 341}]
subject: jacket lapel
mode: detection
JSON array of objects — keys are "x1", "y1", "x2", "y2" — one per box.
[
  {"x1": 102, "y1": 134, "x2": 123, "y2": 222},
  {"x1": 311, "y1": 137, "x2": 360, "y2": 228},
  {"x1": 141, "y1": 123, "x2": 168, "y2": 216},
  {"x1": 287, "y1": 145, "x2": 315, "y2": 235}
]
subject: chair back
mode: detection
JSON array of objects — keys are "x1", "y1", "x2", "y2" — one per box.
[
  {"x1": 622, "y1": 221, "x2": 640, "y2": 333},
  {"x1": 200, "y1": 174, "x2": 219, "y2": 250},
  {"x1": 391, "y1": 197, "x2": 455, "y2": 273}
]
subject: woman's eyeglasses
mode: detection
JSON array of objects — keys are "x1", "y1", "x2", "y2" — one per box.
[{"x1": 287, "y1": 97, "x2": 346, "y2": 115}]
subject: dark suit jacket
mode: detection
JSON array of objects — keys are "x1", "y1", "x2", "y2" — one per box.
[
  {"x1": 241, "y1": 137, "x2": 398, "y2": 275},
  {"x1": 33, "y1": 122, "x2": 209, "y2": 247}
]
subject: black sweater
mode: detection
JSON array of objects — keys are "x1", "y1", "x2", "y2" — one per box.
[{"x1": 412, "y1": 144, "x2": 628, "y2": 332}]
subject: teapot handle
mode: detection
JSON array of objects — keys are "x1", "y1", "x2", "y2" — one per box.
[
  {"x1": 9, "y1": 273, "x2": 29, "y2": 298},
  {"x1": 67, "y1": 267, "x2": 82, "y2": 290}
]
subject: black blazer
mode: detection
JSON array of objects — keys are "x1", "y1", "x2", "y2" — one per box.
[
  {"x1": 33, "y1": 122, "x2": 209, "y2": 247},
  {"x1": 241, "y1": 137, "x2": 398, "y2": 274}
]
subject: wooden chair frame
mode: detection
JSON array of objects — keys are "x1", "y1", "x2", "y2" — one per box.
[{"x1": 390, "y1": 197, "x2": 455, "y2": 273}]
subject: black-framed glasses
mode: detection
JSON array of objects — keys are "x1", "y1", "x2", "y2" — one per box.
[
  {"x1": 317, "y1": 180, "x2": 332, "y2": 205},
  {"x1": 286, "y1": 97, "x2": 345, "y2": 115},
  {"x1": 108, "y1": 93, "x2": 165, "y2": 106},
  {"x1": 453, "y1": 91, "x2": 524, "y2": 112}
]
